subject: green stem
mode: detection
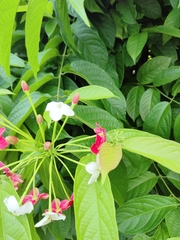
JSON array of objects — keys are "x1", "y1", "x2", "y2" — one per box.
[
  {"x1": 57, "y1": 153, "x2": 86, "y2": 167},
  {"x1": 53, "y1": 157, "x2": 70, "y2": 199},
  {"x1": 48, "y1": 157, "x2": 53, "y2": 211}
]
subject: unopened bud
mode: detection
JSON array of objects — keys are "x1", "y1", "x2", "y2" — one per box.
[
  {"x1": 5, "y1": 136, "x2": 18, "y2": 145},
  {"x1": 72, "y1": 93, "x2": 80, "y2": 105},
  {"x1": 21, "y1": 80, "x2": 29, "y2": 92},
  {"x1": 36, "y1": 114, "x2": 43, "y2": 124},
  {"x1": 44, "y1": 141, "x2": 52, "y2": 150}
]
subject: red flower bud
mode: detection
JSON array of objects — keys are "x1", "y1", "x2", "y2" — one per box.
[
  {"x1": 44, "y1": 141, "x2": 52, "y2": 150},
  {"x1": 21, "y1": 81, "x2": 29, "y2": 92},
  {"x1": 5, "y1": 136, "x2": 18, "y2": 145},
  {"x1": 72, "y1": 93, "x2": 80, "y2": 105}
]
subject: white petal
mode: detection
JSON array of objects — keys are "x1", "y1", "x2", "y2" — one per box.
[
  {"x1": 49, "y1": 110, "x2": 63, "y2": 121},
  {"x1": 85, "y1": 162, "x2": 99, "y2": 174},
  {"x1": 35, "y1": 215, "x2": 51, "y2": 228},
  {"x1": 4, "y1": 196, "x2": 19, "y2": 213},
  {"x1": 45, "y1": 101, "x2": 57, "y2": 111},
  {"x1": 60, "y1": 103, "x2": 74, "y2": 116},
  {"x1": 88, "y1": 171, "x2": 100, "y2": 184},
  {"x1": 16, "y1": 202, "x2": 34, "y2": 216}
]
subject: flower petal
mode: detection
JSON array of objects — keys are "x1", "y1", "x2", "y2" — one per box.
[
  {"x1": 16, "y1": 201, "x2": 34, "y2": 216},
  {"x1": 88, "y1": 171, "x2": 100, "y2": 184},
  {"x1": 4, "y1": 196, "x2": 19, "y2": 213},
  {"x1": 0, "y1": 137, "x2": 8, "y2": 150},
  {"x1": 45, "y1": 101, "x2": 57, "y2": 111},
  {"x1": 0, "y1": 128, "x2": 5, "y2": 136},
  {"x1": 85, "y1": 162, "x2": 99, "y2": 174},
  {"x1": 35, "y1": 215, "x2": 51, "y2": 227},
  {"x1": 60, "y1": 103, "x2": 74, "y2": 116}
]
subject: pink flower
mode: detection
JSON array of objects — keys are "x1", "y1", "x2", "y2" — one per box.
[
  {"x1": 72, "y1": 93, "x2": 80, "y2": 104},
  {"x1": 0, "y1": 161, "x2": 23, "y2": 190},
  {"x1": 23, "y1": 188, "x2": 49, "y2": 205},
  {"x1": 90, "y1": 123, "x2": 106, "y2": 154},
  {"x1": 51, "y1": 194, "x2": 74, "y2": 213},
  {"x1": 0, "y1": 128, "x2": 8, "y2": 150},
  {"x1": 21, "y1": 80, "x2": 29, "y2": 92}
]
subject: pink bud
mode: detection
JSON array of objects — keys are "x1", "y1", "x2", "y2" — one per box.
[
  {"x1": 5, "y1": 136, "x2": 18, "y2": 145},
  {"x1": 44, "y1": 141, "x2": 52, "y2": 150},
  {"x1": 21, "y1": 81, "x2": 29, "y2": 92},
  {"x1": 72, "y1": 93, "x2": 80, "y2": 105},
  {"x1": 36, "y1": 114, "x2": 43, "y2": 124}
]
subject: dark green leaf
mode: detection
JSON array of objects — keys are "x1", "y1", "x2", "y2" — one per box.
[{"x1": 166, "y1": 208, "x2": 180, "y2": 237}]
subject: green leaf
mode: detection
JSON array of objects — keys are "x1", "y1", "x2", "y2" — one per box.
[
  {"x1": 152, "y1": 222, "x2": 169, "y2": 240},
  {"x1": 153, "y1": 66, "x2": 180, "y2": 86},
  {"x1": 99, "y1": 142, "x2": 122, "y2": 184},
  {"x1": 69, "y1": 0, "x2": 90, "y2": 27},
  {"x1": 66, "y1": 85, "x2": 115, "y2": 103},
  {"x1": 72, "y1": 20, "x2": 108, "y2": 69},
  {"x1": 109, "y1": 161, "x2": 128, "y2": 206},
  {"x1": 10, "y1": 53, "x2": 25, "y2": 67},
  {"x1": 143, "y1": 25, "x2": 180, "y2": 38},
  {"x1": 127, "y1": 32, "x2": 148, "y2": 64},
  {"x1": 116, "y1": 195, "x2": 177, "y2": 235},
  {"x1": 38, "y1": 48, "x2": 59, "y2": 67},
  {"x1": 139, "y1": 88, "x2": 160, "y2": 121},
  {"x1": 174, "y1": 114, "x2": 180, "y2": 143},
  {"x1": 166, "y1": 208, "x2": 180, "y2": 237},
  {"x1": 0, "y1": 0, "x2": 20, "y2": 76},
  {"x1": 0, "y1": 89, "x2": 13, "y2": 95},
  {"x1": 137, "y1": 56, "x2": 172, "y2": 84},
  {"x1": 122, "y1": 135, "x2": 180, "y2": 174},
  {"x1": 143, "y1": 101, "x2": 172, "y2": 139},
  {"x1": 63, "y1": 60, "x2": 121, "y2": 96},
  {"x1": 74, "y1": 154, "x2": 119, "y2": 240},
  {"x1": 167, "y1": 171, "x2": 180, "y2": 190},
  {"x1": 74, "y1": 105, "x2": 123, "y2": 131},
  {"x1": 163, "y1": 8, "x2": 180, "y2": 44},
  {"x1": 126, "y1": 171, "x2": 158, "y2": 201},
  {"x1": 126, "y1": 86, "x2": 145, "y2": 121},
  {"x1": 116, "y1": 0, "x2": 137, "y2": 24},
  {"x1": 25, "y1": 0, "x2": 48, "y2": 78},
  {"x1": 134, "y1": 0, "x2": 162, "y2": 19},
  {"x1": 54, "y1": 0, "x2": 77, "y2": 52},
  {"x1": 0, "y1": 176, "x2": 33, "y2": 240},
  {"x1": 7, "y1": 92, "x2": 50, "y2": 135}
]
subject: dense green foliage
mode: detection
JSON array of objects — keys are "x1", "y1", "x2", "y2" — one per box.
[{"x1": 1, "y1": 0, "x2": 180, "y2": 239}]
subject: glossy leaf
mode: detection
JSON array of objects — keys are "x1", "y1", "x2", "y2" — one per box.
[
  {"x1": 69, "y1": 0, "x2": 90, "y2": 27},
  {"x1": 134, "y1": 0, "x2": 162, "y2": 19},
  {"x1": 0, "y1": 176, "x2": 33, "y2": 240},
  {"x1": 153, "y1": 66, "x2": 180, "y2": 86},
  {"x1": 137, "y1": 56, "x2": 171, "y2": 84},
  {"x1": 66, "y1": 85, "x2": 115, "y2": 103},
  {"x1": 117, "y1": 195, "x2": 177, "y2": 235},
  {"x1": 143, "y1": 101, "x2": 172, "y2": 139},
  {"x1": 167, "y1": 171, "x2": 180, "y2": 190},
  {"x1": 99, "y1": 142, "x2": 122, "y2": 184},
  {"x1": 74, "y1": 154, "x2": 119, "y2": 240},
  {"x1": 152, "y1": 222, "x2": 169, "y2": 240},
  {"x1": 0, "y1": 89, "x2": 13, "y2": 95},
  {"x1": 54, "y1": 0, "x2": 77, "y2": 52},
  {"x1": 122, "y1": 135, "x2": 180, "y2": 174},
  {"x1": 139, "y1": 88, "x2": 160, "y2": 121},
  {"x1": 0, "y1": 0, "x2": 20, "y2": 76},
  {"x1": 144, "y1": 25, "x2": 180, "y2": 38},
  {"x1": 126, "y1": 86, "x2": 145, "y2": 121},
  {"x1": 74, "y1": 105, "x2": 123, "y2": 131},
  {"x1": 174, "y1": 114, "x2": 180, "y2": 143},
  {"x1": 126, "y1": 171, "x2": 158, "y2": 201},
  {"x1": 109, "y1": 161, "x2": 128, "y2": 206},
  {"x1": 25, "y1": 0, "x2": 48, "y2": 78},
  {"x1": 127, "y1": 32, "x2": 148, "y2": 64},
  {"x1": 72, "y1": 20, "x2": 108, "y2": 69},
  {"x1": 166, "y1": 208, "x2": 180, "y2": 237}
]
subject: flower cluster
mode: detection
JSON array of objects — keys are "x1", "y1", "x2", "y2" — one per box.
[
  {"x1": 86, "y1": 123, "x2": 106, "y2": 184},
  {"x1": 0, "y1": 161, "x2": 23, "y2": 190}
]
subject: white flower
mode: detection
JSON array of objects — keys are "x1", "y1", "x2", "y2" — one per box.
[
  {"x1": 4, "y1": 195, "x2": 33, "y2": 216},
  {"x1": 35, "y1": 211, "x2": 66, "y2": 228},
  {"x1": 85, "y1": 154, "x2": 101, "y2": 184},
  {"x1": 45, "y1": 101, "x2": 74, "y2": 121}
]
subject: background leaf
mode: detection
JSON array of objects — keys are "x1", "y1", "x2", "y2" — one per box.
[{"x1": 116, "y1": 195, "x2": 177, "y2": 235}]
